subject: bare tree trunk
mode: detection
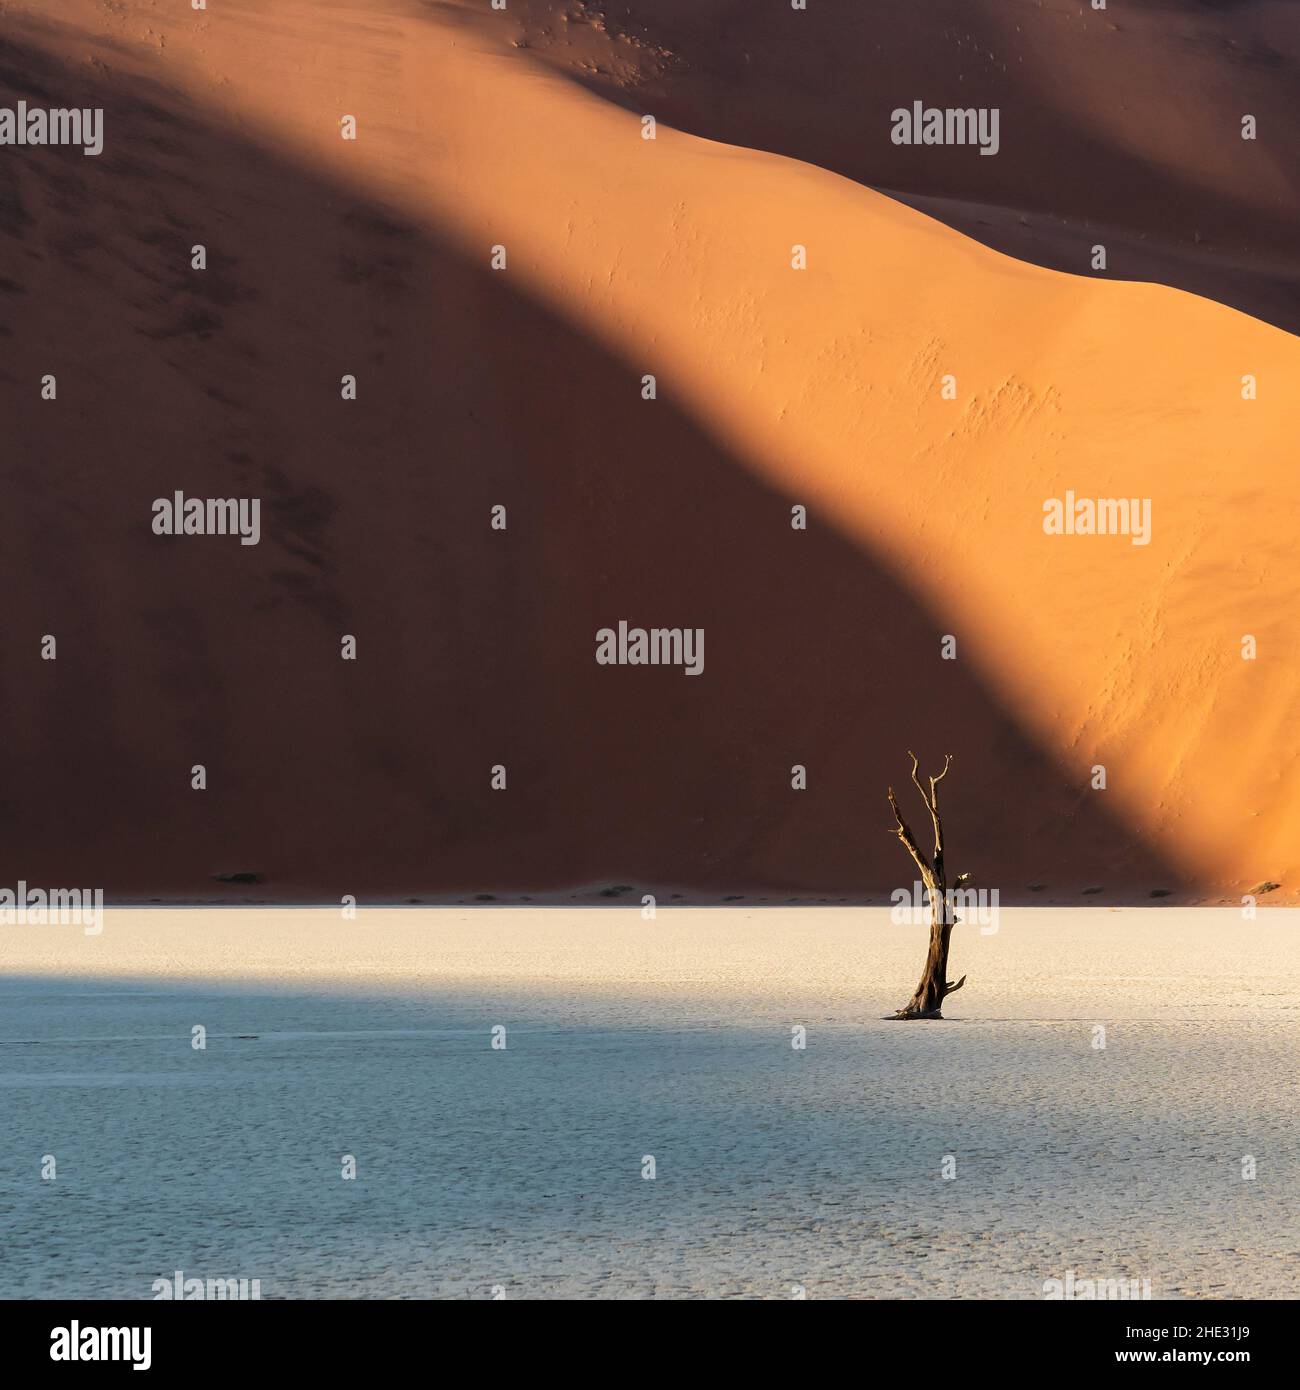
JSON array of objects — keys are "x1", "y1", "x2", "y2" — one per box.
[{"x1": 886, "y1": 752, "x2": 967, "y2": 1020}]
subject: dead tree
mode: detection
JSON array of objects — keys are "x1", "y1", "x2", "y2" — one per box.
[{"x1": 886, "y1": 751, "x2": 968, "y2": 1020}]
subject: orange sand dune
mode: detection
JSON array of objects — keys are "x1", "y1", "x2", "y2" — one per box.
[
  {"x1": 0, "y1": 1, "x2": 1296, "y2": 904},
  {"x1": 458, "y1": 0, "x2": 1300, "y2": 335}
]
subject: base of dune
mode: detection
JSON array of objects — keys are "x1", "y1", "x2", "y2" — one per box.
[
  {"x1": 3, "y1": 907, "x2": 1296, "y2": 1298},
  {"x1": 2, "y1": 2, "x2": 1298, "y2": 905}
]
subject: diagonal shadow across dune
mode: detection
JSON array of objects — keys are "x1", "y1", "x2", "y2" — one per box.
[{"x1": 0, "y1": 26, "x2": 1185, "y2": 903}]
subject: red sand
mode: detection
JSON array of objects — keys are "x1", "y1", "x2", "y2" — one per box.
[
  {"x1": 0, "y1": 2, "x2": 1296, "y2": 904},
  {"x1": 475, "y1": 0, "x2": 1300, "y2": 335}
]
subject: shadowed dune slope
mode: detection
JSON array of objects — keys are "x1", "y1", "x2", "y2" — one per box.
[{"x1": 0, "y1": 2, "x2": 1296, "y2": 904}]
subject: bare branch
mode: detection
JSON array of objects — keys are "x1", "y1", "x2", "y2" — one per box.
[
  {"x1": 924, "y1": 754, "x2": 952, "y2": 866},
  {"x1": 907, "y1": 749, "x2": 929, "y2": 812},
  {"x1": 943, "y1": 975, "x2": 967, "y2": 997},
  {"x1": 887, "y1": 785, "x2": 933, "y2": 886}
]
